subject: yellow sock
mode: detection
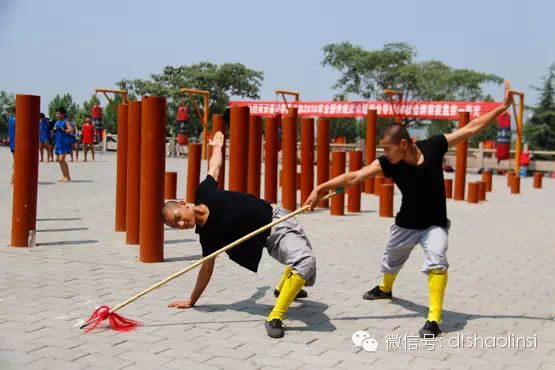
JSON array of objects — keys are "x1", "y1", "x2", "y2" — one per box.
[
  {"x1": 267, "y1": 270, "x2": 305, "y2": 321},
  {"x1": 427, "y1": 269, "x2": 448, "y2": 323},
  {"x1": 379, "y1": 272, "x2": 398, "y2": 293},
  {"x1": 275, "y1": 265, "x2": 293, "y2": 293}
]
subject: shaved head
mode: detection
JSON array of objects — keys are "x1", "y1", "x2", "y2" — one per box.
[
  {"x1": 382, "y1": 124, "x2": 411, "y2": 145},
  {"x1": 161, "y1": 201, "x2": 180, "y2": 227}
]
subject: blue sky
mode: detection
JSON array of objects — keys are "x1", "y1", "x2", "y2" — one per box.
[{"x1": 1, "y1": 0, "x2": 554, "y2": 112}]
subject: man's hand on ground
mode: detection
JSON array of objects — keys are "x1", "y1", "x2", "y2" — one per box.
[{"x1": 167, "y1": 299, "x2": 194, "y2": 309}]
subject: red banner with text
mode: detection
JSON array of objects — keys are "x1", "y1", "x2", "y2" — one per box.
[{"x1": 229, "y1": 100, "x2": 501, "y2": 120}]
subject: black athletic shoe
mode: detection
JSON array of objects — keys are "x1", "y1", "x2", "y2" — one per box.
[
  {"x1": 274, "y1": 289, "x2": 308, "y2": 299},
  {"x1": 419, "y1": 320, "x2": 441, "y2": 338},
  {"x1": 265, "y1": 318, "x2": 285, "y2": 338},
  {"x1": 362, "y1": 285, "x2": 392, "y2": 300}
]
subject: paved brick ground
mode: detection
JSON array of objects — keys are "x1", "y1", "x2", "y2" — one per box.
[{"x1": 0, "y1": 147, "x2": 554, "y2": 369}]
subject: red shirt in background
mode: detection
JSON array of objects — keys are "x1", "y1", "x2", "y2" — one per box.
[
  {"x1": 177, "y1": 106, "x2": 188, "y2": 121},
  {"x1": 91, "y1": 105, "x2": 103, "y2": 119},
  {"x1": 82, "y1": 123, "x2": 95, "y2": 144}
]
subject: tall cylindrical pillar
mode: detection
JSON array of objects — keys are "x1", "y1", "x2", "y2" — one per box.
[
  {"x1": 374, "y1": 175, "x2": 385, "y2": 197},
  {"x1": 264, "y1": 116, "x2": 278, "y2": 203},
  {"x1": 247, "y1": 115, "x2": 262, "y2": 197},
  {"x1": 11, "y1": 94, "x2": 40, "y2": 247},
  {"x1": 454, "y1": 111, "x2": 469, "y2": 200},
  {"x1": 126, "y1": 100, "x2": 142, "y2": 245},
  {"x1": 364, "y1": 109, "x2": 377, "y2": 193},
  {"x1": 139, "y1": 96, "x2": 166, "y2": 263},
  {"x1": 186, "y1": 143, "x2": 202, "y2": 203},
  {"x1": 330, "y1": 151, "x2": 346, "y2": 215},
  {"x1": 282, "y1": 111, "x2": 297, "y2": 211},
  {"x1": 444, "y1": 178, "x2": 453, "y2": 199},
  {"x1": 300, "y1": 117, "x2": 314, "y2": 204},
  {"x1": 229, "y1": 106, "x2": 249, "y2": 192},
  {"x1": 317, "y1": 118, "x2": 330, "y2": 208},
  {"x1": 348, "y1": 151, "x2": 363, "y2": 212},
  {"x1": 115, "y1": 103, "x2": 129, "y2": 231},
  {"x1": 379, "y1": 184, "x2": 394, "y2": 217},
  {"x1": 165, "y1": 172, "x2": 177, "y2": 199}
]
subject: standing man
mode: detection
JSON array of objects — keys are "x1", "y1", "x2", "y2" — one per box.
[
  {"x1": 39, "y1": 113, "x2": 52, "y2": 162},
  {"x1": 53, "y1": 107, "x2": 72, "y2": 182},
  {"x1": 8, "y1": 107, "x2": 15, "y2": 184},
  {"x1": 69, "y1": 118, "x2": 79, "y2": 162},
  {"x1": 305, "y1": 94, "x2": 514, "y2": 338},
  {"x1": 81, "y1": 116, "x2": 95, "y2": 161},
  {"x1": 91, "y1": 103, "x2": 103, "y2": 144}
]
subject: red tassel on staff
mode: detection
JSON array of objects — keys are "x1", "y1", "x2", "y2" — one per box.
[{"x1": 82, "y1": 305, "x2": 141, "y2": 333}]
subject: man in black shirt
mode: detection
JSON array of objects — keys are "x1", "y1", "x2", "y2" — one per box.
[
  {"x1": 161, "y1": 131, "x2": 317, "y2": 339},
  {"x1": 305, "y1": 94, "x2": 514, "y2": 338}
]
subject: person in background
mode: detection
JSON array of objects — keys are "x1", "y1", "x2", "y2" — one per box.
[
  {"x1": 53, "y1": 107, "x2": 72, "y2": 182},
  {"x1": 39, "y1": 113, "x2": 52, "y2": 162},
  {"x1": 91, "y1": 103, "x2": 103, "y2": 144},
  {"x1": 8, "y1": 107, "x2": 15, "y2": 184},
  {"x1": 81, "y1": 116, "x2": 95, "y2": 161},
  {"x1": 69, "y1": 118, "x2": 79, "y2": 162}
]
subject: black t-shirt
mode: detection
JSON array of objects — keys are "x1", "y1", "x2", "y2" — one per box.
[
  {"x1": 194, "y1": 175, "x2": 273, "y2": 272},
  {"x1": 378, "y1": 135, "x2": 448, "y2": 229}
]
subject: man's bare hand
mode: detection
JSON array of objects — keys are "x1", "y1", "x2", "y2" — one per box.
[
  {"x1": 303, "y1": 187, "x2": 326, "y2": 211},
  {"x1": 167, "y1": 299, "x2": 194, "y2": 309},
  {"x1": 501, "y1": 92, "x2": 514, "y2": 111},
  {"x1": 209, "y1": 131, "x2": 224, "y2": 148}
]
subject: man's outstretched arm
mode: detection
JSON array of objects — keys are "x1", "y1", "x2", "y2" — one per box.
[
  {"x1": 207, "y1": 131, "x2": 224, "y2": 180},
  {"x1": 445, "y1": 93, "x2": 513, "y2": 148},
  {"x1": 168, "y1": 258, "x2": 215, "y2": 308}
]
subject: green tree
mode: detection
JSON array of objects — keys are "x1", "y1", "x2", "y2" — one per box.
[
  {"x1": 329, "y1": 117, "x2": 364, "y2": 143},
  {"x1": 101, "y1": 95, "x2": 122, "y2": 134},
  {"x1": 524, "y1": 64, "x2": 555, "y2": 150},
  {"x1": 48, "y1": 93, "x2": 80, "y2": 122},
  {"x1": 321, "y1": 42, "x2": 503, "y2": 103},
  {"x1": 0, "y1": 91, "x2": 15, "y2": 136},
  {"x1": 117, "y1": 62, "x2": 263, "y2": 137},
  {"x1": 75, "y1": 94, "x2": 101, "y2": 126},
  {"x1": 322, "y1": 42, "x2": 503, "y2": 138}
]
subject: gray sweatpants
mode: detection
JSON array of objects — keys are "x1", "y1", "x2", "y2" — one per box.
[
  {"x1": 381, "y1": 224, "x2": 449, "y2": 274},
  {"x1": 265, "y1": 206, "x2": 317, "y2": 286}
]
